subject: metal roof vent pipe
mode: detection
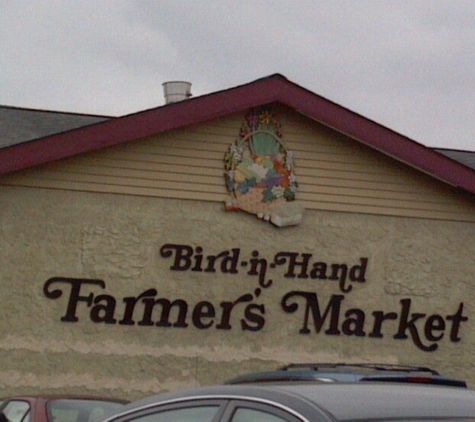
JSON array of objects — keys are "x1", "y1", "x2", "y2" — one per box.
[{"x1": 162, "y1": 81, "x2": 192, "y2": 104}]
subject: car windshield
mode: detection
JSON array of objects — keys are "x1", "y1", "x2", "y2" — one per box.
[{"x1": 47, "y1": 399, "x2": 124, "y2": 422}]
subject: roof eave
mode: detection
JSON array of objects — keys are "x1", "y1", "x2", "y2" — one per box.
[
  {"x1": 2, "y1": 74, "x2": 475, "y2": 198},
  {"x1": 0, "y1": 76, "x2": 285, "y2": 177}
]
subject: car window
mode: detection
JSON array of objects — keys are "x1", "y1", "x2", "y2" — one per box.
[
  {"x1": 48, "y1": 399, "x2": 125, "y2": 422},
  {"x1": 230, "y1": 408, "x2": 289, "y2": 422},
  {"x1": 123, "y1": 406, "x2": 220, "y2": 422},
  {"x1": 1, "y1": 401, "x2": 30, "y2": 422},
  {"x1": 221, "y1": 401, "x2": 306, "y2": 422},
  {"x1": 49, "y1": 408, "x2": 79, "y2": 422}
]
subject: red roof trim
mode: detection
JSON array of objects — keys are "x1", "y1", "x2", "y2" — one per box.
[
  {"x1": 274, "y1": 80, "x2": 475, "y2": 191},
  {"x1": 2, "y1": 74, "x2": 475, "y2": 195}
]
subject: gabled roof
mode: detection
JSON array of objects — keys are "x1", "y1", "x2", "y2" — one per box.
[
  {"x1": 2, "y1": 74, "x2": 475, "y2": 196},
  {"x1": 0, "y1": 105, "x2": 111, "y2": 149}
]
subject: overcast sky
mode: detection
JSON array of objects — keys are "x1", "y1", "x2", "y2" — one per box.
[{"x1": 1, "y1": 1, "x2": 475, "y2": 150}]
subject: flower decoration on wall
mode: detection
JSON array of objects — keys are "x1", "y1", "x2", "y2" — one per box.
[{"x1": 224, "y1": 108, "x2": 303, "y2": 227}]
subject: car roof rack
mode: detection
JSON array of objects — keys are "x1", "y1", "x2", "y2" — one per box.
[
  {"x1": 280, "y1": 363, "x2": 440, "y2": 375},
  {"x1": 225, "y1": 363, "x2": 467, "y2": 388}
]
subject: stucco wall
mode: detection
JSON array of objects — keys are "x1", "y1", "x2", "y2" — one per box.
[{"x1": 1, "y1": 186, "x2": 475, "y2": 400}]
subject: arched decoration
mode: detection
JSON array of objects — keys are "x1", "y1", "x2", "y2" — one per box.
[{"x1": 224, "y1": 108, "x2": 303, "y2": 227}]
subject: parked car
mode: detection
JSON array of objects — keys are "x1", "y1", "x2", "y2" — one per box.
[
  {"x1": 98, "y1": 382, "x2": 475, "y2": 422},
  {"x1": 225, "y1": 362, "x2": 468, "y2": 387},
  {"x1": 0, "y1": 396, "x2": 127, "y2": 422}
]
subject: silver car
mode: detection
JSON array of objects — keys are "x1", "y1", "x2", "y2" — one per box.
[{"x1": 101, "y1": 382, "x2": 475, "y2": 422}]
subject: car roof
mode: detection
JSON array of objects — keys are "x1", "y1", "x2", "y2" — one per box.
[
  {"x1": 112, "y1": 384, "x2": 333, "y2": 422},
  {"x1": 278, "y1": 383, "x2": 475, "y2": 420},
  {"x1": 107, "y1": 383, "x2": 475, "y2": 422},
  {"x1": 226, "y1": 363, "x2": 468, "y2": 388}
]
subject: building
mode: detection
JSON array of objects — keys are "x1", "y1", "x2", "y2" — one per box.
[{"x1": 1, "y1": 74, "x2": 475, "y2": 400}]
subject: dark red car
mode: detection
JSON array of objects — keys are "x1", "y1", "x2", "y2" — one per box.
[{"x1": 0, "y1": 396, "x2": 127, "y2": 422}]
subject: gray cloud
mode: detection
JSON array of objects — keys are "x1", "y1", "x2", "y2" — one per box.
[{"x1": 1, "y1": 0, "x2": 475, "y2": 149}]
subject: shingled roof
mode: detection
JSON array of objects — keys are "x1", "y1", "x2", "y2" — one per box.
[
  {"x1": 0, "y1": 105, "x2": 111, "y2": 149},
  {"x1": 436, "y1": 148, "x2": 475, "y2": 172},
  {"x1": 2, "y1": 74, "x2": 475, "y2": 196}
]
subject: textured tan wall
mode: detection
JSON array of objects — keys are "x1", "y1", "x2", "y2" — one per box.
[{"x1": 1, "y1": 186, "x2": 475, "y2": 400}]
